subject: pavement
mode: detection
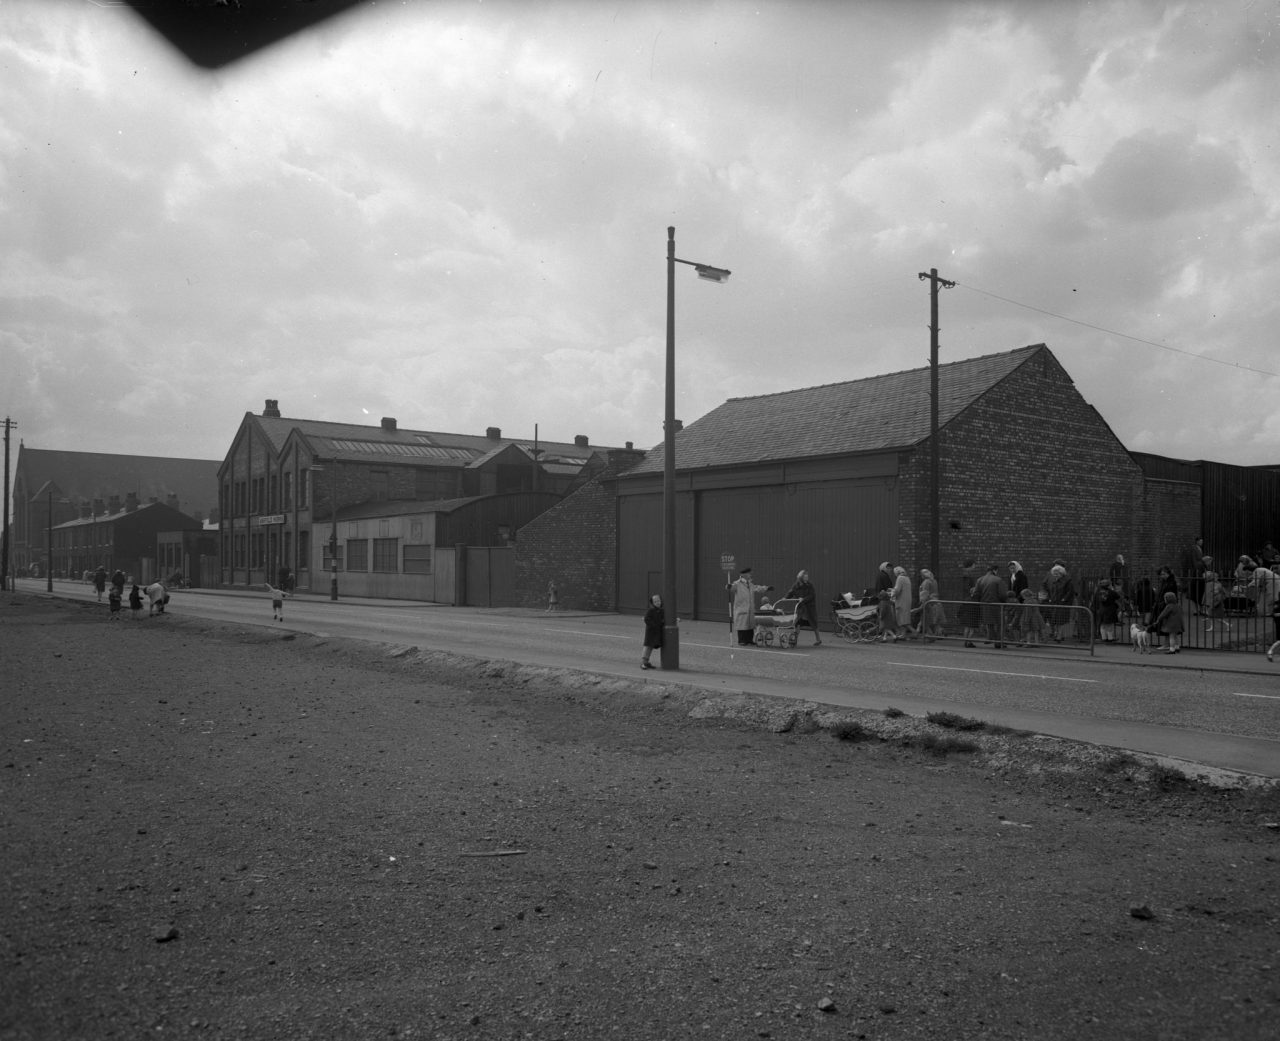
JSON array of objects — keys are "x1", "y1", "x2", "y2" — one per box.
[{"x1": 15, "y1": 579, "x2": 1280, "y2": 780}]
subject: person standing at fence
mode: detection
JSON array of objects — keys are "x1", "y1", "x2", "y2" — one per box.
[
  {"x1": 1181, "y1": 537, "x2": 1205, "y2": 610},
  {"x1": 1019, "y1": 588, "x2": 1045, "y2": 645},
  {"x1": 1152, "y1": 592, "x2": 1184, "y2": 654},
  {"x1": 641, "y1": 594, "x2": 663, "y2": 669},
  {"x1": 1267, "y1": 593, "x2": 1280, "y2": 663},
  {"x1": 1095, "y1": 578, "x2": 1122, "y2": 643},
  {"x1": 1042, "y1": 564, "x2": 1076, "y2": 642},
  {"x1": 918, "y1": 568, "x2": 943, "y2": 640},
  {"x1": 1108, "y1": 554, "x2": 1129, "y2": 599},
  {"x1": 1251, "y1": 564, "x2": 1277, "y2": 620},
  {"x1": 1007, "y1": 561, "x2": 1029, "y2": 601},
  {"x1": 728, "y1": 567, "x2": 772, "y2": 647},
  {"x1": 959, "y1": 558, "x2": 983, "y2": 647},
  {"x1": 1133, "y1": 575, "x2": 1160, "y2": 628},
  {"x1": 974, "y1": 563, "x2": 1008, "y2": 647},
  {"x1": 1201, "y1": 566, "x2": 1230, "y2": 633},
  {"x1": 784, "y1": 570, "x2": 822, "y2": 646}
]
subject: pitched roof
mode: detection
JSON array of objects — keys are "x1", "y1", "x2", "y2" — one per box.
[
  {"x1": 15, "y1": 447, "x2": 221, "y2": 515},
  {"x1": 248, "y1": 414, "x2": 608, "y2": 471},
  {"x1": 628, "y1": 344, "x2": 1048, "y2": 474}
]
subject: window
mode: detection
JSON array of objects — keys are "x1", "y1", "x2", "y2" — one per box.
[
  {"x1": 322, "y1": 541, "x2": 343, "y2": 571},
  {"x1": 299, "y1": 469, "x2": 309, "y2": 508},
  {"x1": 346, "y1": 538, "x2": 368, "y2": 572},
  {"x1": 283, "y1": 472, "x2": 294, "y2": 510},
  {"x1": 299, "y1": 530, "x2": 310, "y2": 569},
  {"x1": 403, "y1": 544, "x2": 432, "y2": 575},
  {"x1": 372, "y1": 538, "x2": 398, "y2": 573}
]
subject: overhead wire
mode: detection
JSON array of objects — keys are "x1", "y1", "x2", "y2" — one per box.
[{"x1": 951, "y1": 280, "x2": 1280, "y2": 380}]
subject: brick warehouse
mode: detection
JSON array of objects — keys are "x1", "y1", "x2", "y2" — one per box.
[{"x1": 569, "y1": 343, "x2": 1213, "y2": 620}]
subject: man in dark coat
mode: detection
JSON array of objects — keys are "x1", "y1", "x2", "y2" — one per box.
[{"x1": 973, "y1": 563, "x2": 1009, "y2": 647}]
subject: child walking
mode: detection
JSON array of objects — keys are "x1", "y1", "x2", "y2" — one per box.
[
  {"x1": 1019, "y1": 588, "x2": 1045, "y2": 646},
  {"x1": 128, "y1": 584, "x2": 143, "y2": 620},
  {"x1": 107, "y1": 586, "x2": 123, "y2": 621},
  {"x1": 1152, "y1": 591, "x2": 1184, "y2": 654}
]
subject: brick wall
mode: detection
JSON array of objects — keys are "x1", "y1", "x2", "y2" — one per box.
[
  {"x1": 515, "y1": 450, "x2": 645, "y2": 610},
  {"x1": 898, "y1": 349, "x2": 1156, "y2": 595}
]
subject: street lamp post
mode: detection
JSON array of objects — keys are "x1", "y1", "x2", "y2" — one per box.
[
  {"x1": 310, "y1": 461, "x2": 339, "y2": 601},
  {"x1": 662, "y1": 226, "x2": 731, "y2": 670}
]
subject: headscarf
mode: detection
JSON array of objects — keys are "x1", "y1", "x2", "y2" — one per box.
[
  {"x1": 1009, "y1": 560, "x2": 1023, "y2": 573},
  {"x1": 919, "y1": 568, "x2": 935, "y2": 581},
  {"x1": 893, "y1": 566, "x2": 906, "y2": 577},
  {"x1": 1050, "y1": 565, "x2": 1066, "y2": 578}
]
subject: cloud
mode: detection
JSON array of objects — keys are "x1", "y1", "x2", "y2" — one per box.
[{"x1": 1086, "y1": 130, "x2": 1244, "y2": 221}]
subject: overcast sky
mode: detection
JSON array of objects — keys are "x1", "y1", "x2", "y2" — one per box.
[{"x1": 3, "y1": 0, "x2": 1278, "y2": 468}]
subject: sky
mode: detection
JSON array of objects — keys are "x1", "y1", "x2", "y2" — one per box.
[{"x1": 2, "y1": 0, "x2": 1279, "y2": 468}]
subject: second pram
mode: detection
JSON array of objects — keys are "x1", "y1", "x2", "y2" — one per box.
[{"x1": 831, "y1": 592, "x2": 881, "y2": 642}]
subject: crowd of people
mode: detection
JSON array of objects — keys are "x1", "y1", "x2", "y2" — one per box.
[{"x1": 702, "y1": 541, "x2": 1280, "y2": 663}]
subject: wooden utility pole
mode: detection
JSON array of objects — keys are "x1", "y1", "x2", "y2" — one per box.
[
  {"x1": 917, "y1": 269, "x2": 954, "y2": 579},
  {"x1": 1, "y1": 418, "x2": 13, "y2": 592}
]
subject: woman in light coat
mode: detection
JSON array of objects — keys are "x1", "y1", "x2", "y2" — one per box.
[
  {"x1": 891, "y1": 566, "x2": 913, "y2": 633},
  {"x1": 918, "y1": 568, "x2": 944, "y2": 639}
]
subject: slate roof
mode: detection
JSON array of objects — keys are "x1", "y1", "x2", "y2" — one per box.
[
  {"x1": 53, "y1": 500, "x2": 201, "y2": 531},
  {"x1": 15, "y1": 447, "x2": 221, "y2": 517},
  {"x1": 247, "y1": 415, "x2": 607, "y2": 472},
  {"x1": 627, "y1": 344, "x2": 1048, "y2": 474}
]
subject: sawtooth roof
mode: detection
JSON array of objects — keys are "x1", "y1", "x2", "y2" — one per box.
[{"x1": 628, "y1": 344, "x2": 1048, "y2": 474}]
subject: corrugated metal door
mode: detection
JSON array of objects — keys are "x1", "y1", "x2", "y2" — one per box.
[
  {"x1": 696, "y1": 479, "x2": 898, "y2": 621},
  {"x1": 617, "y1": 492, "x2": 696, "y2": 616}
]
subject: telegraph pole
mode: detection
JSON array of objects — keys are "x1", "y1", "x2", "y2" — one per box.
[
  {"x1": 917, "y1": 269, "x2": 955, "y2": 579},
  {"x1": 1, "y1": 418, "x2": 13, "y2": 592}
]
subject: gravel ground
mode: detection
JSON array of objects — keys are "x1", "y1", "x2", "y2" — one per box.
[{"x1": 2, "y1": 592, "x2": 1278, "y2": 1041}]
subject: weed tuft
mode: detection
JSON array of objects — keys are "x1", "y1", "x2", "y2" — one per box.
[
  {"x1": 830, "y1": 720, "x2": 874, "y2": 743},
  {"x1": 926, "y1": 711, "x2": 987, "y2": 732}
]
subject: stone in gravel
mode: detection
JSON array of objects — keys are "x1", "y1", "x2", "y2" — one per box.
[
  {"x1": 817, "y1": 997, "x2": 836, "y2": 1013},
  {"x1": 153, "y1": 925, "x2": 179, "y2": 942},
  {"x1": 1129, "y1": 904, "x2": 1156, "y2": 920}
]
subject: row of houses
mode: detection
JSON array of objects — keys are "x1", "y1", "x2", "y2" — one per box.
[{"x1": 6, "y1": 344, "x2": 1278, "y2": 611}]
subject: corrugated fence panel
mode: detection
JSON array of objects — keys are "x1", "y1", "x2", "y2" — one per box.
[{"x1": 695, "y1": 478, "x2": 898, "y2": 622}]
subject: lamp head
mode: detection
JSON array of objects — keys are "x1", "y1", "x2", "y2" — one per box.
[{"x1": 694, "y1": 264, "x2": 731, "y2": 284}]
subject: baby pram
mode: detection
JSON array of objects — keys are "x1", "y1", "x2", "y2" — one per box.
[
  {"x1": 831, "y1": 594, "x2": 881, "y2": 643},
  {"x1": 753, "y1": 598, "x2": 801, "y2": 647}
]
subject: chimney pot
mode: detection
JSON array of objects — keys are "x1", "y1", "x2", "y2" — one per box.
[
  {"x1": 263, "y1": 399, "x2": 281, "y2": 418},
  {"x1": 486, "y1": 426, "x2": 502, "y2": 440},
  {"x1": 574, "y1": 434, "x2": 589, "y2": 447},
  {"x1": 381, "y1": 417, "x2": 397, "y2": 432}
]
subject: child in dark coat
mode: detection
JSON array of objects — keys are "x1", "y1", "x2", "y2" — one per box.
[
  {"x1": 1151, "y1": 592, "x2": 1184, "y2": 654},
  {"x1": 641, "y1": 594, "x2": 664, "y2": 669},
  {"x1": 128, "y1": 584, "x2": 143, "y2": 620}
]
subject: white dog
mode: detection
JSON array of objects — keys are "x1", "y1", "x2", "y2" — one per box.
[{"x1": 1130, "y1": 622, "x2": 1151, "y2": 653}]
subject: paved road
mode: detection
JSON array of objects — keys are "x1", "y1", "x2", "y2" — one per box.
[{"x1": 19, "y1": 578, "x2": 1280, "y2": 778}]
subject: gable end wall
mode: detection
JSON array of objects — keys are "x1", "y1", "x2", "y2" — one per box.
[{"x1": 898, "y1": 350, "x2": 1157, "y2": 593}]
